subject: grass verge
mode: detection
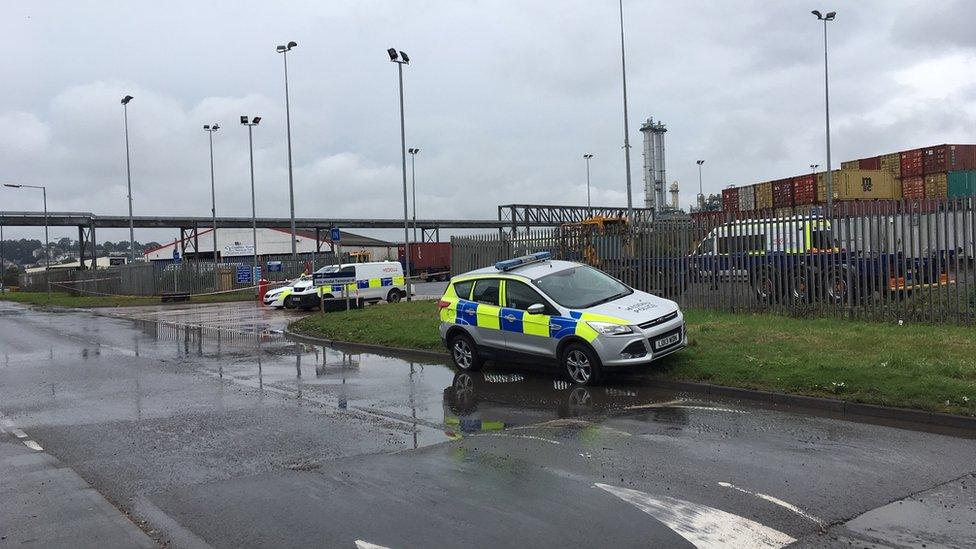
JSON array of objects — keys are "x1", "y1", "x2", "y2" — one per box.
[
  {"x1": 0, "y1": 290, "x2": 256, "y2": 308},
  {"x1": 290, "y1": 300, "x2": 976, "y2": 416}
]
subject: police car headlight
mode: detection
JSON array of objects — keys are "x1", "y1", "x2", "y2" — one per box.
[{"x1": 586, "y1": 321, "x2": 633, "y2": 336}]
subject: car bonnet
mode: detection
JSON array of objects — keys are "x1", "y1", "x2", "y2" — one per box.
[{"x1": 576, "y1": 290, "x2": 678, "y2": 325}]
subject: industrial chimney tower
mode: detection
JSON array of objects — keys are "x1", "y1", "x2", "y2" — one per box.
[{"x1": 639, "y1": 117, "x2": 667, "y2": 211}]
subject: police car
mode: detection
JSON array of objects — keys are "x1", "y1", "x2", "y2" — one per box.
[
  {"x1": 263, "y1": 275, "x2": 311, "y2": 308},
  {"x1": 438, "y1": 252, "x2": 686, "y2": 385},
  {"x1": 286, "y1": 261, "x2": 407, "y2": 311}
]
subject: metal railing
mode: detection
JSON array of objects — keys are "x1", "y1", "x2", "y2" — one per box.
[{"x1": 452, "y1": 198, "x2": 976, "y2": 325}]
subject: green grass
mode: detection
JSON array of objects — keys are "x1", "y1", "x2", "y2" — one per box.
[
  {"x1": 0, "y1": 290, "x2": 256, "y2": 308},
  {"x1": 290, "y1": 300, "x2": 976, "y2": 416}
]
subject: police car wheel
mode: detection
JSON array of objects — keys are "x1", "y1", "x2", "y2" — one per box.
[
  {"x1": 562, "y1": 343, "x2": 601, "y2": 386},
  {"x1": 449, "y1": 333, "x2": 482, "y2": 371},
  {"x1": 283, "y1": 297, "x2": 297, "y2": 309},
  {"x1": 387, "y1": 289, "x2": 402, "y2": 303}
]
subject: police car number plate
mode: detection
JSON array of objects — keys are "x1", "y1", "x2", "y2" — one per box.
[{"x1": 654, "y1": 333, "x2": 680, "y2": 349}]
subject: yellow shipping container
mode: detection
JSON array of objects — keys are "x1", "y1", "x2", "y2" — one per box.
[
  {"x1": 879, "y1": 153, "x2": 901, "y2": 178},
  {"x1": 817, "y1": 169, "x2": 900, "y2": 201},
  {"x1": 924, "y1": 173, "x2": 948, "y2": 198},
  {"x1": 837, "y1": 169, "x2": 900, "y2": 200},
  {"x1": 841, "y1": 160, "x2": 859, "y2": 170},
  {"x1": 754, "y1": 181, "x2": 774, "y2": 209}
]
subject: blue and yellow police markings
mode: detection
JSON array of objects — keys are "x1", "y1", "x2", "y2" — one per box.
[{"x1": 317, "y1": 275, "x2": 405, "y2": 296}]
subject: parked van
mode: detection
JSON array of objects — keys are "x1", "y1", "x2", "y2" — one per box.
[{"x1": 285, "y1": 261, "x2": 406, "y2": 311}]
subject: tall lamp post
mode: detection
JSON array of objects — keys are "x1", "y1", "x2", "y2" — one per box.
[
  {"x1": 583, "y1": 154, "x2": 594, "y2": 208},
  {"x1": 810, "y1": 163, "x2": 819, "y2": 174},
  {"x1": 618, "y1": 0, "x2": 634, "y2": 218},
  {"x1": 696, "y1": 160, "x2": 705, "y2": 211},
  {"x1": 388, "y1": 48, "x2": 412, "y2": 302},
  {"x1": 4, "y1": 183, "x2": 49, "y2": 295},
  {"x1": 241, "y1": 116, "x2": 262, "y2": 287},
  {"x1": 121, "y1": 95, "x2": 135, "y2": 262},
  {"x1": 204, "y1": 123, "x2": 220, "y2": 290},
  {"x1": 408, "y1": 148, "x2": 419, "y2": 243},
  {"x1": 276, "y1": 41, "x2": 299, "y2": 260},
  {"x1": 812, "y1": 10, "x2": 836, "y2": 213}
]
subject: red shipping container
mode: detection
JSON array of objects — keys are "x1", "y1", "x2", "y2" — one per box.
[
  {"x1": 772, "y1": 178, "x2": 794, "y2": 208},
  {"x1": 792, "y1": 174, "x2": 817, "y2": 205},
  {"x1": 722, "y1": 187, "x2": 740, "y2": 212},
  {"x1": 397, "y1": 242, "x2": 451, "y2": 276},
  {"x1": 924, "y1": 144, "x2": 976, "y2": 174},
  {"x1": 902, "y1": 176, "x2": 925, "y2": 199},
  {"x1": 901, "y1": 149, "x2": 923, "y2": 177},
  {"x1": 858, "y1": 156, "x2": 880, "y2": 170}
]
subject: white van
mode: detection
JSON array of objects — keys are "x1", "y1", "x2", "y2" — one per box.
[{"x1": 285, "y1": 261, "x2": 407, "y2": 310}]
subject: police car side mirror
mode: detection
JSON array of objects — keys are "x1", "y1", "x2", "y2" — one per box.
[{"x1": 527, "y1": 303, "x2": 546, "y2": 315}]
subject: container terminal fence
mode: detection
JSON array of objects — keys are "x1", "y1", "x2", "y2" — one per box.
[
  {"x1": 18, "y1": 257, "x2": 328, "y2": 298},
  {"x1": 451, "y1": 198, "x2": 976, "y2": 325}
]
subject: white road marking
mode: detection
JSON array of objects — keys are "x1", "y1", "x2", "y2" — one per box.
[
  {"x1": 12, "y1": 428, "x2": 28, "y2": 439},
  {"x1": 625, "y1": 402, "x2": 745, "y2": 413},
  {"x1": 718, "y1": 482, "x2": 825, "y2": 529},
  {"x1": 23, "y1": 440, "x2": 43, "y2": 451},
  {"x1": 355, "y1": 540, "x2": 392, "y2": 549},
  {"x1": 595, "y1": 483, "x2": 796, "y2": 548}
]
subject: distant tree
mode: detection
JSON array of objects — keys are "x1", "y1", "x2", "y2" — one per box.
[
  {"x1": 57, "y1": 237, "x2": 73, "y2": 250},
  {"x1": 2, "y1": 265, "x2": 20, "y2": 286}
]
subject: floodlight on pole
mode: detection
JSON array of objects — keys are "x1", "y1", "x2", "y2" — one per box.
[
  {"x1": 696, "y1": 160, "x2": 705, "y2": 210},
  {"x1": 812, "y1": 9, "x2": 836, "y2": 212},
  {"x1": 276, "y1": 40, "x2": 299, "y2": 259},
  {"x1": 204, "y1": 123, "x2": 220, "y2": 289},
  {"x1": 121, "y1": 94, "x2": 135, "y2": 262},
  {"x1": 4, "y1": 183, "x2": 50, "y2": 290},
  {"x1": 242, "y1": 116, "x2": 262, "y2": 285},
  {"x1": 582, "y1": 154, "x2": 594, "y2": 208},
  {"x1": 389, "y1": 47, "x2": 412, "y2": 301},
  {"x1": 408, "y1": 148, "x2": 419, "y2": 243}
]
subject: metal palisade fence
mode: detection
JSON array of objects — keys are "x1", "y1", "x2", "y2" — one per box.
[
  {"x1": 19, "y1": 257, "x2": 330, "y2": 297},
  {"x1": 451, "y1": 198, "x2": 976, "y2": 325}
]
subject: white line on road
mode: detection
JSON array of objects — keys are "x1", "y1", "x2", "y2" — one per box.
[
  {"x1": 355, "y1": 540, "x2": 392, "y2": 549},
  {"x1": 472, "y1": 433, "x2": 561, "y2": 445},
  {"x1": 12, "y1": 428, "x2": 28, "y2": 439},
  {"x1": 23, "y1": 440, "x2": 43, "y2": 451},
  {"x1": 718, "y1": 482, "x2": 825, "y2": 529},
  {"x1": 595, "y1": 483, "x2": 795, "y2": 548}
]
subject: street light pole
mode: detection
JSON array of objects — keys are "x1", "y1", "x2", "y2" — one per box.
[
  {"x1": 618, "y1": 0, "x2": 634, "y2": 219},
  {"x1": 810, "y1": 163, "x2": 819, "y2": 175},
  {"x1": 583, "y1": 154, "x2": 594, "y2": 208},
  {"x1": 4, "y1": 183, "x2": 49, "y2": 294},
  {"x1": 121, "y1": 95, "x2": 135, "y2": 262},
  {"x1": 812, "y1": 10, "x2": 836, "y2": 213},
  {"x1": 276, "y1": 41, "x2": 299, "y2": 261},
  {"x1": 241, "y1": 116, "x2": 262, "y2": 289},
  {"x1": 204, "y1": 123, "x2": 220, "y2": 290},
  {"x1": 408, "y1": 148, "x2": 419, "y2": 243},
  {"x1": 696, "y1": 160, "x2": 705, "y2": 211},
  {"x1": 389, "y1": 48, "x2": 412, "y2": 302}
]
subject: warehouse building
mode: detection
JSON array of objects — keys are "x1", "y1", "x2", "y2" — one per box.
[{"x1": 143, "y1": 228, "x2": 395, "y2": 263}]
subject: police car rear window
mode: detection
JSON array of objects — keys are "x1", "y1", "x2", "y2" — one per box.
[
  {"x1": 471, "y1": 279, "x2": 500, "y2": 306},
  {"x1": 453, "y1": 280, "x2": 474, "y2": 300}
]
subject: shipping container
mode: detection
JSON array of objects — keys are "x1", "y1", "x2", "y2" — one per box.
[
  {"x1": 902, "y1": 176, "x2": 925, "y2": 200},
  {"x1": 901, "y1": 149, "x2": 924, "y2": 177},
  {"x1": 948, "y1": 170, "x2": 976, "y2": 198},
  {"x1": 840, "y1": 160, "x2": 859, "y2": 170},
  {"x1": 397, "y1": 242, "x2": 451, "y2": 279},
  {"x1": 858, "y1": 156, "x2": 880, "y2": 170},
  {"x1": 879, "y1": 153, "x2": 901, "y2": 178},
  {"x1": 754, "y1": 181, "x2": 774, "y2": 209},
  {"x1": 738, "y1": 185, "x2": 756, "y2": 212},
  {"x1": 793, "y1": 174, "x2": 817, "y2": 205},
  {"x1": 923, "y1": 172, "x2": 948, "y2": 198},
  {"x1": 721, "y1": 187, "x2": 740, "y2": 212},
  {"x1": 816, "y1": 170, "x2": 840, "y2": 203},
  {"x1": 922, "y1": 144, "x2": 976, "y2": 174},
  {"x1": 772, "y1": 178, "x2": 794, "y2": 208},
  {"x1": 835, "y1": 169, "x2": 900, "y2": 200}
]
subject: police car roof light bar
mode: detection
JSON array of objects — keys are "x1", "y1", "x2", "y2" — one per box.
[{"x1": 495, "y1": 251, "x2": 552, "y2": 271}]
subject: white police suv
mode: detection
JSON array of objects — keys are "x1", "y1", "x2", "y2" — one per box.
[{"x1": 438, "y1": 252, "x2": 686, "y2": 385}]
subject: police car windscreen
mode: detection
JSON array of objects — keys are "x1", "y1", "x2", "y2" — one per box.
[{"x1": 534, "y1": 265, "x2": 631, "y2": 309}]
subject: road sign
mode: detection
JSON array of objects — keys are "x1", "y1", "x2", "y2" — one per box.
[
  {"x1": 236, "y1": 265, "x2": 252, "y2": 284},
  {"x1": 266, "y1": 261, "x2": 283, "y2": 272},
  {"x1": 331, "y1": 227, "x2": 341, "y2": 242},
  {"x1": 172, "y1": 249, "x2": 181, "y2": 263},
  {"x1": 252, "y1": 266, "x2": 262, "y2": 281}
]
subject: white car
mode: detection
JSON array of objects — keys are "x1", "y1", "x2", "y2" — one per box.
[
  {"x1": 263, "y1": 276, "x2": 311, "y2": 309},
  {"x1": 286, "y1": 261, "x2": 407, "y2": 311}
]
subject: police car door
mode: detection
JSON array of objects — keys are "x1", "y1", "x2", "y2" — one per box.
[
  {"x1": 468, "y1": 278, "x2": 505, "y2": 349},
  {"x1": 500, "y1": 279, "x2": 558, "y2": 357}
]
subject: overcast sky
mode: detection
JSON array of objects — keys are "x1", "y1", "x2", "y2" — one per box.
[{"x1": 2, "y1": 0, "x2": 975, "y2": 243}]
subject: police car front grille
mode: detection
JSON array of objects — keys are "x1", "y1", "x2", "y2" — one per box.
[
  {"x1": 620, "y1": 341, "x2": 647, "y2": 358},
  {"x1": 638, "y1": 311, "x2": 678, "y2": 330}
]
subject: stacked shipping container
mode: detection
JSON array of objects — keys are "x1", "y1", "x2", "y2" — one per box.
[{"x1": 718, "y1": 143, "x2": 976, "y2": 213}]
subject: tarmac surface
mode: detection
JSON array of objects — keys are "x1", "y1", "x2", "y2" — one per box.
[{"x1": 1, "y1": 299, "x2": 974, "y2": 548}]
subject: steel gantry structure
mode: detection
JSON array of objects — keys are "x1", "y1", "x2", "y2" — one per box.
[{"x1": 497, "y1": 204, "x2": 655, "y2": 236}]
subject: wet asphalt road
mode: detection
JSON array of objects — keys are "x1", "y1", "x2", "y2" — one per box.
[{"x1": 1, "y1": 300, "x2": 975, "y2": 548}]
